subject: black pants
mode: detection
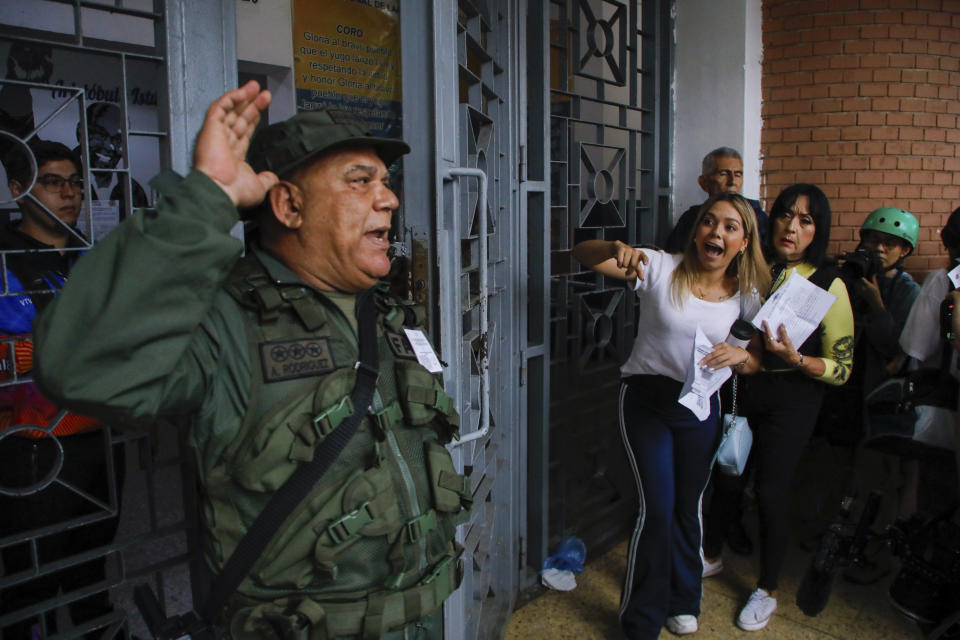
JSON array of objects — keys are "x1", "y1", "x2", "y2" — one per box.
[
  {"x1": 703, "y1": 372, "x2": 824, "y2": 591},
  {"x1": 0, "y1": 431, "x2": 125, "y2": 639}
]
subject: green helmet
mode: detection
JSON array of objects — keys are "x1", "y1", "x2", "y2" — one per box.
[{"x1": 860, "y1": 207, "x2": 919, "y2": 249}]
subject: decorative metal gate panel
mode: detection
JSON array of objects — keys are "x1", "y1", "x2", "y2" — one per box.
[
  {"x1": 0, "y1": 2, "x2": 236, "y2": 637},
  {"x1": 544, "y1": 0, "x2": 672, "y2": 554}
]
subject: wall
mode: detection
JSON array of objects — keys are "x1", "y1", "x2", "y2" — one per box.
[
  {"x1": 760, "y1": 0, "x2": 960, "y2": 273},
  {"x1": 235, "y1": 0, "x2": 296, "y2": 123},
  {"x1": 672, "y1": 0, "x2": 764, "y2": 221}
]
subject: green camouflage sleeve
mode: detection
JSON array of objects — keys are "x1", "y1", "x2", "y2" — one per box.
[{"x1": 33, "y1": 170, "x2": 244, "y2": 426}]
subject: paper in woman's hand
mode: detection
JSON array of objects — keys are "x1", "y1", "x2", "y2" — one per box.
[
  {"x1": 678, "y1": 325, "x2": 732, "y2": 421},
  {"x1": 751, "y1": 270, "x2": 836, "y2": 346}
]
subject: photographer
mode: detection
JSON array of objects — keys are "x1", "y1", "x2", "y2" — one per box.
[
  {"x1": 843, "y1": 208, "x2": 920, "y2": 393},
  {"x1": 816, "y1": 208, "x2": 920, "y2": 583},
  {"x1": 817, "y1": 209, "x2": 920, "y2": 445}
]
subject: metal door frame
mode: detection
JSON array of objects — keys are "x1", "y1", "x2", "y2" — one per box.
[{"x1": 401, "y1": 1, "x2": 538, "y2": 637}]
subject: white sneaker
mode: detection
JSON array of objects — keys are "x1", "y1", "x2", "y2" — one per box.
[
  {"x1": 702, "y1": 556, "x2": 723, "y2": 578},
  {"x1": 737, "y1": 588, "x2": 777, "y2": 631},
  {"x1": 665, "y1": 614, "x2": 698, "y2": 635}
]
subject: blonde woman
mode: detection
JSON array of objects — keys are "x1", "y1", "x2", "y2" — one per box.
[{"x1": 573, "y1": 193, "x2": 769, "y2": 638}]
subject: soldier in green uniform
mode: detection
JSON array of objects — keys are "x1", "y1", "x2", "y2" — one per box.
[{"x1": 32, "y1": 82, "x2": 470, "y2": 639}]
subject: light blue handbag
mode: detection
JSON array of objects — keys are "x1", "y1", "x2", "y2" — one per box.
[{"x1": 716, "y1": 373, "x2": 752, "y2": 476}]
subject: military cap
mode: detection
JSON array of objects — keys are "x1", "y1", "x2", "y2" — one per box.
[{"x1": 248, "y1": 109, "x2": 410, "y2": 178}]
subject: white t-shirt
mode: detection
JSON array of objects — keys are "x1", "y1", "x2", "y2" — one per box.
[
  {"x1": 900, "y1": 268, "x2": 958, "y2": 376},
  {"x1": 620, "y1": 250, "x2": 751, "y2": 383}
]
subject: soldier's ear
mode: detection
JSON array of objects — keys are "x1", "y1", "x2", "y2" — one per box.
[
  {"x1": 269, "y1": 181, "x2": 303, "y2": 230},
  {"x1": 8, "y1": 179, "x2": 24, "y2": 198}
]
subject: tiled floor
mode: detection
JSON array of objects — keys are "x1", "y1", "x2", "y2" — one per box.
[
  {"x1": 504, "y1": 440, "x2": 946, "y2": 639},
  {"x1": 504, "y1": 535, "x2": 922, "y2": 639}
]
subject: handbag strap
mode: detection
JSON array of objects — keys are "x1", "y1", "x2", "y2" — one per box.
[
  {"x1": 728, "y1": 373, "x2": 739, "y2": 425},
  {"x1": 729, "y1": 288, "x2": 744, "y2": 430},
  {"x1": 198, "y1": 290, "x2": 380, "y2": 624}
]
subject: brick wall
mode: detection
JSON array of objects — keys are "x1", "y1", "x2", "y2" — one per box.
[{"x1": 760, "y1": 0, "x2": 960, "y2": 275}]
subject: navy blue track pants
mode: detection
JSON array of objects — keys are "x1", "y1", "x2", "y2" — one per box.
[{"x1": 617, "y1": 376, "x2": 721, "y2": 640}]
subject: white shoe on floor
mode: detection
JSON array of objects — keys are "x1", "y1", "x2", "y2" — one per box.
[
  {"x1": 737, "y1": 588, "x2": 777, "y2": 631},
  {"x1": 702, "y1": 556, "x2": 723, "y2": 578},
  {"x1": 665, "y1": 614, "x2": 698, "y2": 635}
]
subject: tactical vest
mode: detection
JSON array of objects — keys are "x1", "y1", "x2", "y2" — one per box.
[{"x1": 204, "y1": 253, "x2": 471, "y2": 640}]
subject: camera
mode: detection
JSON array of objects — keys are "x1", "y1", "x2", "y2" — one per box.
[{"x1": 839, "y1": 248, "x2": 885, "y2": 281}]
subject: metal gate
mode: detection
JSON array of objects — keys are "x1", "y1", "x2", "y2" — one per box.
[
  {"x1": 542, "y1": 0, "x2": 673, "y2": 556},
  {"x1": 401, "y1": 0, "x2": 670, "y2": 634},
  {"x1": 0, "y1": 1, "x2": 236, "y2": 637}
]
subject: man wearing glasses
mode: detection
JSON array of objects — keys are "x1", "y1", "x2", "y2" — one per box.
[
  {"x1": 0, "y1": 139, "x2": 123, "y2": 638},
  {"x1": 664, "y1": 146, "x2": 769, "y2": 254},
  {"x1": 2, "y1": 139, "x2": 86, "y2": 322}
]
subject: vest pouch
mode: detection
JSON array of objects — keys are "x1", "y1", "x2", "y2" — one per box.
[
  {"x1": 256, "y1": 608, "x2": 310, "y2": 640},
  {"x1": 232, "y1": 599, "x2": 325, "y2": 640},
  {"x1": 233, "y1": 601, "x2": 287, "y2": 640},
  {"x1": 394, "y1": 359, "x2": 460, "y2": 441},
  {"x1": 311, "y1": 367, "x2": 362, "y2": 423},
  {"x1": 254, "y1": 460, "x2": 404, "y2": 590},
  {"x1": 424, "y1": 441, "x2": 471, "y2": 514},
  {"x1": 253, "y1": 468, "x2": 363, "y2": 589},
  {"x1": 233, "y1": 368, "x2": 358, "y2": 493},
  {"x1": 310, "y1": 464, "x2": 405, "y2": 583},
  {"x1": 231, "y1": 401, "x2": 318, "y2": 493}
]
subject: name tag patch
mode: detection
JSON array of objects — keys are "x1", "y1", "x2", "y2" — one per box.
[
  {"x1": 385, "y1": 330, "x2": 417, "y2": 360},
  {"x1": 259, "y1": 337, "x2": 336, "y2": 382}
]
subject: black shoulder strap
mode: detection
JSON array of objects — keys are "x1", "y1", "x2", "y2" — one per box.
[
  {"x1": 807, "y1": 264, "x2": 838, "y2": 292},
  {"x1": 198, "y1": 289, "x2": 380, "y2": 624}
]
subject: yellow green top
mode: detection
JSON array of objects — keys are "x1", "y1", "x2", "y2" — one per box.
[{"x1": 765, "y1": 263, "x2": 854, "y2": 386}]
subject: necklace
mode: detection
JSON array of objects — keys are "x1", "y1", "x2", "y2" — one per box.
[{"x1": 696, "y1": 285, "x2": 729, "y2": 302}]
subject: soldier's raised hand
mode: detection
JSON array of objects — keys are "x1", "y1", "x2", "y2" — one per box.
[{"x1": 193, "y1": 81, "x2": 278, "y2": 208}]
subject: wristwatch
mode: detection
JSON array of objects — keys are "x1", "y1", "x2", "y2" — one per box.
[{"x1": 791, "y1": 353, "x2": 804, "y2": 369}]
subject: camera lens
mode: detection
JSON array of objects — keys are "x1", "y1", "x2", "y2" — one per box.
[{"x1": 840, "y1": 249, "x2": 883, "y2": 281}]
